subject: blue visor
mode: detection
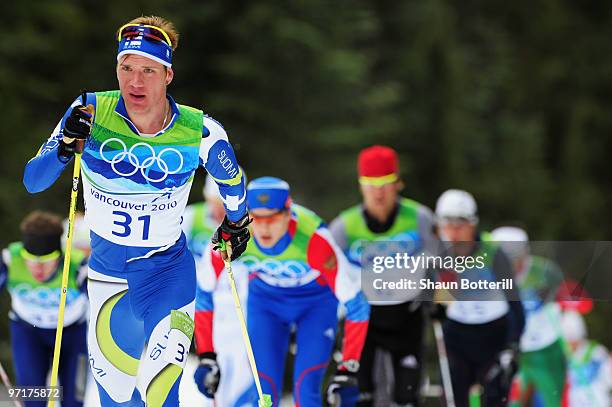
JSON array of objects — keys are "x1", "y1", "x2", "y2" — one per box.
[
  {"x1": 247, "y1": 177, "x2": 290, "y2": 210},
  {"x1": 117, "y1": 32, "x2": 172, "y2": 67}
]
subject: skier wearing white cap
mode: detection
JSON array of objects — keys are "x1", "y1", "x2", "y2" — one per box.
[{"x1": 433, "y1": 189, "x2": 525, "y2": 407}]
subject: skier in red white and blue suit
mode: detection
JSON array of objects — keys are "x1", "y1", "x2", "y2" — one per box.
[{"x1": 193, "y1": 177, "x2": 370, "y2": 407}]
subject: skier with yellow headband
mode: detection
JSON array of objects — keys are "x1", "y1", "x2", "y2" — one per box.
[
  {"x1": 23, "y1": 15, "x2": 249, "y2": 407},
  {"x1": 0, "y1": 211, "x2": 89, "y2": 407}
]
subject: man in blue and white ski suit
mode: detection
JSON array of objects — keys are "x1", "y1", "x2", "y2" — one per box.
[{"x1": 23, "y1": 15, "x2": 249, "y2": 407}]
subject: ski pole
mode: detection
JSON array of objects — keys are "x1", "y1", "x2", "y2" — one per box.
[
  {"x1": 433, "y1": 320, "x2": 455, "y2": 407},
  {"x1": 0, "y1": 360, "x2": 23, "y2": 407},
  {"x1": 219, "y1": 241, "x2": 272, "y2": 407},
  {"x1": 49, "y1": 94, "x2": 92, "y2": 407}
]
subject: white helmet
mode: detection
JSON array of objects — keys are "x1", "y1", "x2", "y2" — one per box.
[
  {"x1": 491, "y1": 226, "x2": 530, "y2": 261},
  {"x1": 561, "y1": 310, "x2": 587, "y2": 343},
  {"x1": 435, "y1": 189, "x2": 478, "y2": 224}
]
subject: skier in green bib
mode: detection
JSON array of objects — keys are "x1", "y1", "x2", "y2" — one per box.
[
  {"x1": 491, "y1": 226, "x2": 566, "y2": 407},
  {"x1": 330, "y1": 145, "x2": 437, "y2": 406},
  {"x1": 0, "y1": 211, "x2": 89, "y2": 407},
  {"x1": 194, "y1": 176, "x2": 370, "y2": 407},
  {"x1": 561, "y1": 309, "x2": 612, "y2": 406}
]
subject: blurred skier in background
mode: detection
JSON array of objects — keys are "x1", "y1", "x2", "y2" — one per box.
[
  {"x1": 561, "y1": 309, "x2": 612, "y2": 406},
  {"x1": 194, "y1": 177, "x2": 370, "y2": 407},
  {"x1": 0, "y1": 211, "x2": 89, "y2": 407},
  {"x1": 491, "y1": 226, "x2": 566, "y2": 407},
  {"x1": 433, "y1": 190, "x2": 524, "y2": 407},
  {"x1": 330, "y1": 145, "x2": 436, "y2": 406}
]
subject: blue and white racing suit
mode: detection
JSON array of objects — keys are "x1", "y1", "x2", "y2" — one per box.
[{"x1": 23, "y1": 91, "x2": 247, "y2": 407}]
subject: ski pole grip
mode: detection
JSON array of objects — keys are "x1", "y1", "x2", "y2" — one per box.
[{"x1": 74, "y1": 103, "x2": 94, "y2": 154}]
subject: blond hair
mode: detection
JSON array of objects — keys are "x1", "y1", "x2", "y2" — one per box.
[{"x1": 120, "y1": 15, "x2": 179, "y2": 50}]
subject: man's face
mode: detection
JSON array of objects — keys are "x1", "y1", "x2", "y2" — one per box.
[
  {"x1": 439, "y1": 220, "x2": 477, "y2": 243},
  {"x1": 360, "y1": 181, "x2": 400, "y2": 220},
  {"x1": 26, "y1": 258, "x2": 60, "y2": 282},
  {"x1": 439, "y1": 220, "x2": 477, "y2": 256},
  {"x1": 116, "y1": 54, "x2": 173, "y2": 114},
  {"x1": 249, "y1": 208, "x2": 291, "y2": 248}
]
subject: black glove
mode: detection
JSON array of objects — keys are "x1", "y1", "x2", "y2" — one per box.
[
  {"x1": 193, "y1": 352, "x2": 220, "y2": 399},
  {"x1": 59, "y1": 94, "x2": 93, "y2": 158},
  {"x1": 211, "y1": 214, "x2": 251, "y2": 261},
  {"x1": 64, "y1": 106, "x2": 93, "y2": 140},
  {"x1": 326, "y1": 362, "x2": 360, "y2": 407},
  {"x1": 499, "y1": 345, "x2": 518, "y2": 376},
  {"x1": 485, "y1": 344, "x2": 518, "y2": 389}
]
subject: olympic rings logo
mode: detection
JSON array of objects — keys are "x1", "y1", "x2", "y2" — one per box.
[
  {"x1": 240, "y1": 255, "x2": 310, "y2": 279},
  {"x1": 99, "y1": 138, "x2": 184, "y2": 183},
  {"x1": 13, "y1": 284, "x2": 81, "y2": 308}
]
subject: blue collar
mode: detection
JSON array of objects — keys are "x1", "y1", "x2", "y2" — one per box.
[{"x1": 114, "y1": 93, "x2": 180, "y2": 136}]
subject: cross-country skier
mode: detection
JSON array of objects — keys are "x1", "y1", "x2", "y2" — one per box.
[
  {"x1": 433, "y1": 189, "x2": 524, "y2": 407},
  {"x1": 23, "y1": 15, "x2": 249, "y2": 406},
  {"x1": 194, "y1": 176, "x2": 370, "y2": 407},
  {"x1": 0, "y1": 211, "x2": 89, "y2": 407},
  {"x1": 561, "y1": 310, "x2": 612, "y2": 407},
  {"x1": 329, "y1": 145, "x2": 436, "y2": 407},
  {"x1": 491, "y1": 226, "x2": 566, "y2": 407},
  {"x1": 185, "y1": 174, "x2": 254, "y2": 406}
]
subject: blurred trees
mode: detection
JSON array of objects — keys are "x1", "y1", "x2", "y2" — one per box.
[
  {"x1": 3, "y1": 0, "x2": 612, "y2": 236},
  {"x1": 2, "y1": 0, "x2": 612, "y2": 358}
]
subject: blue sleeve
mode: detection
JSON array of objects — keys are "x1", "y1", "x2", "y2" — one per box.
[
  {"x1": 23, "y1": 93, "x2": 96, "y2": 193},
  {"x1": 199, "y1": 116, "x2": 248, "y2": 222},
  {"x1": 343, "y1": 291, "x2": 370, "y2": 323}
]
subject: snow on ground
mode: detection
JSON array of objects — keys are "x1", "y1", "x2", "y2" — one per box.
[{"x1": 84, "y1": 355, "x2": 293, "y2": 406}]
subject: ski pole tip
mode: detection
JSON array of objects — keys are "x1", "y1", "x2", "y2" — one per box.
[{"x1": 258, "y1": 394, "x2": 272, "y2": 407}]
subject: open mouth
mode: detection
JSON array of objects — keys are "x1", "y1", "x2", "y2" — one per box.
[{"x1": 129, "y1": 93, "x2": 146, "y2": 100}]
